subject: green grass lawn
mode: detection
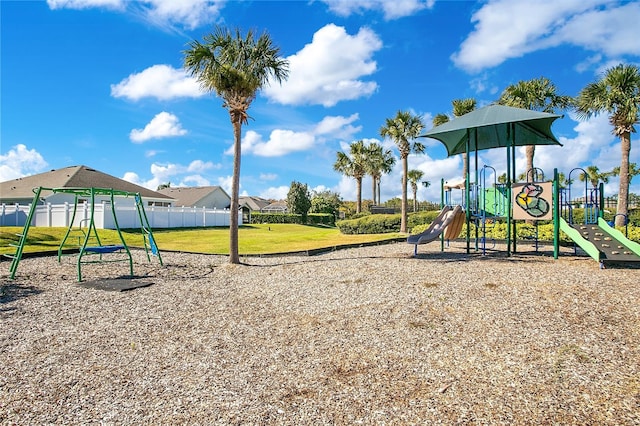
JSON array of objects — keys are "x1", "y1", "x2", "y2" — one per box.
[{"x1": 0, "y1": 224, "x2": 405, "y2": 256}]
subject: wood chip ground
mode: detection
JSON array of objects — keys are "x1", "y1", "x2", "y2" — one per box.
[{"x1": 1, "y1": 242, "x2": 639, "y2": 425}]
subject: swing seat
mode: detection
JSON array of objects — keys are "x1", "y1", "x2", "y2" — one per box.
[{"x1": 84, "y1": 245, "x2": 125, "y2": 254}]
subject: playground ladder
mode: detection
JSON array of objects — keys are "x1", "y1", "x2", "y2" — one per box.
[{"x1": 7, "y1": 187, "x2": 42, "y2": 280}]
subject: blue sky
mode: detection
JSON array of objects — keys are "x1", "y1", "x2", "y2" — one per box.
[{"x1": 2, "y1": 0, "x2": 639, "y2": 203}]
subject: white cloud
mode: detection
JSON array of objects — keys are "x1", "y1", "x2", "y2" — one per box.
[
  {"x1": 140, "y1": 0, "x2": 223, "y2": 30},
  {"x1": 122, "y1": 159, "x2": 218, "y2": 190},
  {"x1": 48, "y1": 0, "x2": 222, "y2": 30},
  {"x1": 263, "y1": 24, "x2": 381, "y2": 107},
  {"x1": 187, "y1": 159, "x2": 218, "y2": 172},
  {"x1": 231, "y1": 113, "x2": 363, "y2": 158},
  {"x1": 248, "y1": 129, "x2": 316, "y2": 157},
  {"x1": 216, "y1": 175, "x2": 234, "y2": 195},
  {"x1": 451, "y1": 0, "x2": 637, "y2": 73},
  {"x1": 320, "y1": 0, "x2": 434, "y2": 20},
  {"x1": 553, "y1": 2, "x2": 640, "y2": 58},
  {"x1": 130, "y1": 112, "x2": 188, "y2": 143},
  {"x1": 259, "y1": 185, "x2": 290, "y2": 200},
  {"x1": 552, "y1": 113, "x2": 613, "y2": 167},
  {"x1": 260, "y1": 173, "x2": 278, "y2": 181},
  {"x1": 47, "y1": 0, "x2": 123, "y2": 10},
  {"x1": 314, "y1": 114, "x2": 362, "y2": 140},
  {"x1": 0, "y1": 144, "x2": 48, "y2": 182},
  {"x1": 179, "y1": 174, "x2": 210, "y2": 187},
  {"x1": 111, "y1": 64, "x2": 203, "y2": 101}
]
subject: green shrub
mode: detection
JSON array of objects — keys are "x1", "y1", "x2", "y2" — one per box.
[
  {"x1": 307, "y1": 213, "x2": 335, "y2": 226},
  {"x1": 250, "y1": 213, "x2": 303, "y2": 224},
  {"x1": 251, "y1": 212, "x2": 335, "y2": 226},
  {"x1": 336, "y1": 213, "x2": 401, "y2": 234},
  {"x1": 407, "y1": 211, "x2": 440, "y2": 230}
]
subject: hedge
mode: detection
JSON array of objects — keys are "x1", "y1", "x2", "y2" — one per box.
[
  {"x1": 337, "y1": 208, "x2": 639, "y2": 243},
  {"x1": 250, "y1": 212, "x2": 335, "y2": 226}
]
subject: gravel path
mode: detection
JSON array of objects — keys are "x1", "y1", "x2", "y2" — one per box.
[{"x1": 2, "y1": 242, "x2": 639, "y2": 425}]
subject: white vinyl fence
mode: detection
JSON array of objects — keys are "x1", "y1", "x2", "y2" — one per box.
[{"x1": 0, "y1": 202, "x2": 241, "y2": 229}]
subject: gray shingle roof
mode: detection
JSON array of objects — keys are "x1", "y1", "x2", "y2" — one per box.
[
  {"x1": 156, "y1": 186, "x2": 228, "y2": 207},
  {"x1": 0, "y1": 165, "x2": 172, "y2": 201}
]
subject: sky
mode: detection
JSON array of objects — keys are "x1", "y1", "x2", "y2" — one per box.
[{"x1": 2, "y1": 0, "x2": 640, "y2": 204}]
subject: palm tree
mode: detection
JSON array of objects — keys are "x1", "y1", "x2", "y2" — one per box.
[
  {"x1": 575, "y1": 64, "x2": 640, "y2": 227},
  {"x1": 578, "y1": 165, "x2": 610, "y2": 188},
  {"x1": 498, "y1": 77, "x2": 572, "y2": 177},
  {"x1": 432, "y1": 98, "x2": 477, "y2": 178},
  {"x1": 407, "y1": 169, "x2": 424, "y2": 212},
  {"x1": 183, "y1": 26, "x2": 289, "y2": 264},
  {"x1": 334, "y1": 140, "x2": 369, "y2": 213},
  {"x1": 366, "y1": 142, "x2": 396, "y2": 205},
  {"x1": 380, "y1": 111, "x2": 425, "y2": 232},
  {"x1": 432, "y1": 113, "x2": 450, "y2": 127}
]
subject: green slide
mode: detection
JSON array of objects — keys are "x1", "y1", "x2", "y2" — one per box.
[
  {"x1": 480, "y1": 187, "x2": 508, "y2": 216},
  {"x1": 559, "y1": 217, "x2": 640, "y2": 266}
]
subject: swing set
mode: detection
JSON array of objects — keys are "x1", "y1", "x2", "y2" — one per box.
[{"x1": 7, "y1": 186, "x2": 163, "y2": 281}]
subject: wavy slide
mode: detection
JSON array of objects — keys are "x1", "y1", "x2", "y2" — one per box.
[
  {"x1": 408, "y1": 205, "x2": 464, "y2": 256},
  {"x1": 559, "y1": 217, "x2": 640, "y2": 267}
]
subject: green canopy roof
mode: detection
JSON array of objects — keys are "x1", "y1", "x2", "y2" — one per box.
[{"x1": 420, "y1": 104, "x2": 563, "y2": 157}]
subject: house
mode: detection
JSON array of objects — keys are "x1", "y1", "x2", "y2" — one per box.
[
  {"x1": 157, "y1": 186, "x2": 230, "y2": 209},
  {"x1": 261, "y1": 200, "x2": 288, "y2": 213},
  {"x1": 239, "y1": 196, "x2": 272, "y2": 222},
  {"x1": 0, "y1": 165, "x2": 172, "y2": 206}
]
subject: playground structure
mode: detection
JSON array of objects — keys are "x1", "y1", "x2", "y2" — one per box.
[
  {"x1": 433, "y1": 166, "x2": 640, "y2": 268},
  {"x1": 7, "y1": 187, "x2": 163, "y2": 281},
  {"x1": 415, "y1": 104, "x2": 639, "y2": 267}
]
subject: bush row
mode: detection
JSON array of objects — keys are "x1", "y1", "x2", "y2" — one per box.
[
  {"x1": 337, "y1": 210, "x2": 639, "y2": 243},
  {"x1": 250, "y1": 212, "x2": 335, "y2": 226}
]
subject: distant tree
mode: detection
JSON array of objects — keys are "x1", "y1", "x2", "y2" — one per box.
[
  {"x1": 310, "y1": 189, "x2": 342, "y2": 217},
  {"x1": 286, "y1": 181, "x2": 311, "y2": 222},
  {"x1": 557, "y1": 172, "x2": 572, "y2": 189},
  {"x1": 183, "y1": 26, "x2": 289, "y2": 264},
  {"x1": 157, "y1": 182, "x2": 171, "y2": 191},
  {"x1": 407, "y1": 169, "x2": 424, "y2": 212},
  {"x1": 611, "y1": 162, "x2": 640, "y2": 185},
  {"x1": 366, "y1": 142, "x2": 396, "y2": 205},
  {"x1": 333, "y1": 140, "x2": 368, "y2": 213},
  {"x1": 384, "y1": 197, "x2": 403, "y2": 210},
  {"x1": 579, "y1": 165, "x2": 611, "y2": 188},
  {"x1": 380, "y1": 111, "x2": 425, "y2": 232},
  {"x1": 576, "y1": 63, "x2": 640, "y2": 227},
  {"x1": 498, "y1": 77, "x2": 572, "y2": 177},
  {"x1": 433, "y1": 98, "x2": 477, "y2": 179},
  {"x1": 432, "y1": 113, "x2": 450, "y2": 127}
]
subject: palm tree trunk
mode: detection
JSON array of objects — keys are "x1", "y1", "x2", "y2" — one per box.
[
  {"x1": 413, "y1": 187, "x2": 418, "y2": 212},
  {"x1": 372, "y1": 176, "x2": 377, "y2": 205},
  {"x1": 615, "y1": 132, "x2": 631, "y2": 227},
  {"x1": 229, "y1": 118, "x2": 242, "y2": 264},
  {"x1": 525, "y1": 145, "x2": 535, "y2": 181},
  {"x1": 462, "y1": 153, "x2": 468, "y2": 181},
  {"x1": 377, "y1": 178, "x2": 381, "y2": 206},
  {"x1": 356, "y1": 177, "x2": 362, "y2": 213},
  {"x1": 401, "y1": 156, "x2": 408, "y2": 233}
]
